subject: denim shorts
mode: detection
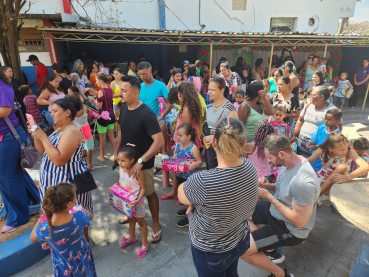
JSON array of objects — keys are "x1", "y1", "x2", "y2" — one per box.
[
  {"x1": 332, "y1": 95, "x2": 345, "y2": 106},
  {"x1": 45, "y1": 110, "x2": 56, "y2": 126}
]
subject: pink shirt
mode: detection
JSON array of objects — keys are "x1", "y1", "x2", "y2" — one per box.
[
  {"x1": 270, "y1": 121, "x2": 290, "y2": 137},
  {"x1": 187, "y1": 76, "x2": 202, "y2": 92},
  {"x1": 248, "y1": 146, "x2": 271, "y2": 178},
  {"x1": 48, "y1": 91, "x2": 65, "y2": 112}
]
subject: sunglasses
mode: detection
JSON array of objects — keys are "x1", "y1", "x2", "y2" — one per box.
[{"x1": 174, "y1": 68, "x2": 182, "y2": 73}]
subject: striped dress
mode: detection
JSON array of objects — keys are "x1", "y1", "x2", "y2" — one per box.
[{"x1": 39, "y1": 127, "x2": 93, "y2": 213}]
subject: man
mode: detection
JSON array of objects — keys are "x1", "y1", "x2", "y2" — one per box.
[
  {"x1": 348, "y1": 58, "x2": 369, "y2": 108},
  {"x1": 241, "y1": 134, "x2": 319, "y2": 277},
  {"x1": 127, "y1": 61, "x2": 137, "y2": 77},
  {"x1": 137, "y1": 61, "x2": 173, "y2": 160},
  {"x1": 27, "y1": 55, "x2": 49, "y2": 94},
  {"x1": 164, "y1": 65, "x2": 176, "y2": 84},
  {"x1": 114, "y1": 75, "x2": 164, "y2": 243},
  {"x1": 80, "y1": 50, "x2": 93, "y2": 64}
]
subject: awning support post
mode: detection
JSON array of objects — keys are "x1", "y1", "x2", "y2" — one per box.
[
  {"x1": 361, "y1": 85, "x2": 369, "y2": 111},
  {"x1": 268, "y1": 44, "x2": 274, "y2": 78},
  {"x1": 209, "y1": 43, "x2": 213, "y2": 78}
]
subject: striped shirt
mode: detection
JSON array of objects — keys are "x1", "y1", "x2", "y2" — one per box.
[
  {"x1": 23, "y1": 95, "x2": 43, "y2": 121},
  {"x1": 184, "y1": 158, "x2": 259, "y2": 253},
  {"x1": 206, "y1": 101, "x2": 235, "y2": 135}
]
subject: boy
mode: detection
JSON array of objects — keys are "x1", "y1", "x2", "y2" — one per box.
[
  {"x1": 299, "y1": 88, "x2": 307, "y2": 110},
  {"x1": 319, "y1": 58, "x2": 328, "y2": 77},
  {"x1": 20, "y1": 85, "x2": 50, "y2": 132},
  {"x1": 195, "y1": 60, "x2": 202, "y2": 77},
  {"x1": 233, "y1": 90, "x2": 245, "y2": 111},
  {"x1": 306, "y1": 108, "x2": 342, "y2": 171},
  {"x1": 350, "y1": 137, "x2": 369, "y2": 178},
  {"x1": 270, "y1": 105, "x2": 290, "y2": 137},
  {"x1": 332, "y1": 72, "x2": 352, "y2": 110}
]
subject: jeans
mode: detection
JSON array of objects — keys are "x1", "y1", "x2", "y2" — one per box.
[
  {"x1": 0, "y1": 125, "x2": 40, "y2": 227},
  {"x1": 191, "y1": 233, "x2": 250, "y2": 277}
]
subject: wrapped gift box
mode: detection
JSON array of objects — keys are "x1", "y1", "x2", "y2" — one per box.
[{"x1": 108, "y1": 184, "x2": 138, "y2": 218}]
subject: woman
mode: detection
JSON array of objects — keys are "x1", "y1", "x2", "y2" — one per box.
[
  {"x1": 187, "y1": 65, "x2": 202, "y2": 92},
  {"x1": 31, "y1": 97, "x2": 93, "y2": 243},
  {"x1": 304, "y1": 71, "x2": 329, "y2": 98},
  {"x1": 238, "y1": 82, "x2": 275, "y2": 143},
  {"x1": 89, "y1": 63, "x2": 101, "y2": 91},
  {"x1": 70, "y1": 59, "x2": 85, "y2": 92},
  {"x1": 282, "y1": 61, "x2": 300, "y2": 96},
  {"x1": 252, "y1": 58, "x2": 265, "y2": 82},
  {"x1": 2, "y1": 66, "x2": 27, "y2": 126},
  {"x1": 178, "y1": 117, "x2": 259, "y2": 277},
  {"x1": 212, "y1": 57, "x2": 227, "y2": 78},
  {"x1": 0, "y1": 71, "x2": 40, "y2": 233},
  {"x1": 291, "y1": 86, "x2": 341, "y2": 157},
  {"x1": 324, "y1": 59, "x2": 333, "y2": 85},
  {"x1": 182, "y1": 60, "x2": 189, "y2": 74},
  {"x1": 269, "y1": 69, "x2": 283, "y2": 94},
  {"x1": 203, "y1": 77, "x2": 238, "y2": 170},
  {"x1": 51, "y1": 63, "x2": 72, "y2": 95},
  {"x1": 166, "y1": 68, "x2": 182, "y2": 90},
  {"x1": 161, "y1": 82, "x2": 203, "y2": 200},
  {"x1": 270, "y1": 76, "x2": 301, "y2": 127},
  {"x1": 37, "y1": 75, "x2": 65, "y2": 130},
  {"x1": 84, "y1": 72, "x2": 116, "y2": 162},
  {"x1": 219, "y1": 62, "x2": 243, "y2": 102},
  {"x1": 231, "y1": 57, "x2": 248, "y2": 91},
  {"x1": 303, "y1": 55, "x2": 319, "y2": 87},
  {"x1": 110, "y1": 68, "x2": 124, "y2": 113}
]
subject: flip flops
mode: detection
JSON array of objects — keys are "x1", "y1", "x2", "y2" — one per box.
[
  {"x1": 151, "y1": 225, "x2": 162, "y2": 244},
  {"x1": 160, "y1": 193, "x2": 178, "y2": 200},
  {"x1": 118, "y1": 216, "x2": 129, "y2": 224},
  {"x1": 137, "y1": 244, "x2": 149, "y2": 258},
  {"x1": 120, "y1": 237, "x2": 138, "y2": 248},
  {"x1": 97, "y1": 157, "x2": 105, "y2": 162}
]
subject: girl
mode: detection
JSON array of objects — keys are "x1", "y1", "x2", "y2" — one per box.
[
  {"x1": 68, "y1": 86, "x2": 80, "y2": 95},
  {"x1": 308, "y1": 133, "x2": 369, "y2": 198},
  {"x1": 269, "y1": 105, "x2": 290, "y2": 137},
  {"x1": 89, "y1": 63, "x2": 101, "y2": 91},
  {"x1": 167, "y1": 68, "x2": 182, "y2": 90},
  {"x1": 66, "y1": 93, "x2": 94, "y2": 171},
  {"x1": 110, "y1": 68, "x2": 124, "y2": 113},
  {"x1": 30, "y1": 182, "x2": 96, "y2": 276},
  {"x1": 173, "y1": 124, "x2": 203, "y2": 228},
  {"x1": 116, "y1": 144, "x2": 148, "y2": 258},
  {"x1": 233, "y1": 89, "x2": 245, "y2": 111}
]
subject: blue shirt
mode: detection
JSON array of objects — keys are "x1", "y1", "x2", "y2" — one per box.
[
  {"x1": 310, "y1": 124, "x2": 340, "y2": 171},
  {"x1": 139, "y1": 80, "x2": 169, "y2": 116},
  {"x1": 35, "y1": 211, "x2": 97, "y2": 277}
]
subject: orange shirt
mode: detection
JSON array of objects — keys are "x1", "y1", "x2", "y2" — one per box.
[{"x1": 90, "y1": 74, "x2": 101, "y2": 91}]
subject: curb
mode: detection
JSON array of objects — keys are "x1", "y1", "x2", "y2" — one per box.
[{"x1": 0, "y1": 229, "x2": 49, "y2": 277}]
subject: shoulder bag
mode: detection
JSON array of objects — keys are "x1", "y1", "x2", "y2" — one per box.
[{"x1": 60, "y1": 166, "x2": 97, "y2": 195}]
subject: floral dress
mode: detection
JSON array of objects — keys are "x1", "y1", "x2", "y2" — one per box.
[
  {"x1": 176, "y1": 142, "x2": 197, "y2": 179},
  {"x1": 317, "y1": 152, "x2": 352, "y2": 184}
]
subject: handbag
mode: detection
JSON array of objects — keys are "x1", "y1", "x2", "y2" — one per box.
[
  {"x1": 97, "y1": 88, "x2": 115, "y2": 127},
  {"x1": 60, "y1": 168, "x2": 97, "y2": 194}
]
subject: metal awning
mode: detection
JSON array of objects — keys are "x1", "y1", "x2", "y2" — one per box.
[{"x1": 37, "y1": 25, "x2": 369, "y2": 46}]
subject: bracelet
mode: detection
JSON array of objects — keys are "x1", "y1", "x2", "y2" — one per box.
[
  {"x1": 347, "y1": 174, "x2": 351, "y2": 181},
  {"x1": 194, "y1": 161, "x2": 199, "y2": 168}
]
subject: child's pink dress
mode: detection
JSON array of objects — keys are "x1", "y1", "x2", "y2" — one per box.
[{"x1": 317, "y1": 152, "x2": 352, "y2": 184}]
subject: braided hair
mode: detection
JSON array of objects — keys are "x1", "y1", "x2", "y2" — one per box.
[{"x1": 254, "y1": 123, "x2": 277, "y2": 157}]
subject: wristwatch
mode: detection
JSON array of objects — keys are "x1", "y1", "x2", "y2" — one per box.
[
  {"x1": 30, "y1": 125, "x2": 38, "y2": 132},
  {"x1": 137, "y1": 158, "x2": 143, "y2": 164}
]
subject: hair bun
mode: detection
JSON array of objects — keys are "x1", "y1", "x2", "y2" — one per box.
[{"x1": 327, "y1": 86, "x2": 335, "y2": 93}]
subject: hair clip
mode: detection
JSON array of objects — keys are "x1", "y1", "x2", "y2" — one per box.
[{"x1": 126, "y1": 143, "x2": 136, "y2": 147}]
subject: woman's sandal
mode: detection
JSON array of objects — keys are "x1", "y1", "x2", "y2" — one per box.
[
  {"x1": 137, "y1": 245, "x2": 149, "y2": 258},
  {"x1": 160, "y1": 193, "x2": 178, "y2": 200},
  {"x1": 118, "y1": 216, "x2": 129, "y2": 224},
  {"x1": 120, "y1": 237, "x2": 138, "y2": 248},
  {"x1": 151, "y1": 226, "x2": 162, "y2": 244}
]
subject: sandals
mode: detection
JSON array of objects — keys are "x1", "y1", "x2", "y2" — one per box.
[
  {"x1": 151, "y1": 225, "x2": 162, "y2": 244},
  {"x1": 137, "y1": 245, "x2": 149, "y2": 258},
  {"x1": 120, "y1": 237, "x2": 138, "y2": 248},
  {"x1": 119, "y1": 216, "x2": 129, "y2": 224},
  {"x1": 160, "y1": 193, "x2": 178, "y2": 200}
]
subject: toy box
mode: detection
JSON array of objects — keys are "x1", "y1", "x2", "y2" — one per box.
[
  {"x1": 109, "y1": 184, "x2": 138, "y2": 218},
  {"x1": 158, "y1": 97, "x2": 165, "y2": 114},
  {"x1": 162, "y1": 158, "x2": 194, "y2": 172}
]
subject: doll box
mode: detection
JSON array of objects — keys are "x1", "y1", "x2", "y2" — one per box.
[
  {"x1": 162, "y1": 158, "x2": 194, "y2": 173},
  {"x1": 109, "y1": 184, "x2": 138, "y2": 218}
]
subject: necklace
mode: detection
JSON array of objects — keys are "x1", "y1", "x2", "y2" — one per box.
[{"x1": 214, "y1": 99, "x2": 226, "y2": 109}]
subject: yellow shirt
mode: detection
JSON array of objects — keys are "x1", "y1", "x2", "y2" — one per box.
[
  {"x1": 127, "y1": 69, "x2": 137, "y2": 77},
  {"x1": 113, "y1": 84, "x2": 121, "y2": 105}
]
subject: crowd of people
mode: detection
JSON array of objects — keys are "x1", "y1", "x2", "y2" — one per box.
[{"x1": 0, "y1": 49, "x2": 369, "y2": 277}]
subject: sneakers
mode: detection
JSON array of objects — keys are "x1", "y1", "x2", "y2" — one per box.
[
  {"x1": 264, "y1": 249, "x2": 285, "y2": 264},
  {"x1": 268, "y1": 268, "x2": 294, "y2": 277},
  {"x1": 176, "y1": 217, "x2": 189, "y2": 228},
  {"x1": 176, "y1": 209, "x2": 187, "y2": 217}
]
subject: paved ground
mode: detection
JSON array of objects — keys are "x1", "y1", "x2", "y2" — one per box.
[{"x1": 12, "y1": 102, "x2": 369, "y2": 277}]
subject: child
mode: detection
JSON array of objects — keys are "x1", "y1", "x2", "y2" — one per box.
[
  {"x1": 269, "y1": 105, "x2": 290, "y2": 137},
  {"x1": 332, "y1": 72, "x2": 352, "y2": 110},
  {"x1": 20, "y1": 85, "x2": 50, "y2": 132},
  {"x1": 233, "y1": 90, "x2": 245, "y2": 111},
  {"x1": 116, "y1": 144, "x2": 148, "y2": 258},
  {"x1": 173, "y1": 124, "x2": 203, "y2": 228},
  {"x1": 66, "y1": 93, "x2": 94, "y2": 171},
  {"x1": 68, "y1": 86, "x2": 80, "y2": 95},
  {"x1": 30, "y1": 182, "x2": 96, "y2": 276},
  {"x1": 306, "y1": 108, "x2": 342, "y2": 171},
  {"x1": 195, "y1": 60, "x2": 202, "y2": 77},
  {"x1": 319, "y1": 58, "x2": 328, "y2": 77},
  {"x1": 308, "y1": 133, "x2": 369, "y2": 200},
  {"x1": 298, "y1": 88, "x2": 306, "y2": 110},
  {"x1": 182, "y1": 71, "x2": 188, "y2": 82},
  {"x1": 350, "y1": 137, "x2": 369, "y2": 178}
]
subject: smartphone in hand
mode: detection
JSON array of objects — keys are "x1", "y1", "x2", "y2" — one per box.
[{"x1": 26, "y1": 113, "x2": 36, "y2": 126}]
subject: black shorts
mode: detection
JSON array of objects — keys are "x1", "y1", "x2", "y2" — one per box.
[{"x1": 251, "y1": 201, "x2": 305, "y2": 252}]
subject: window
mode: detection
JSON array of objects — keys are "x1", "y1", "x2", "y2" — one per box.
[
  {"x1": 232, "y1": 0, "x2": 247, "y2": 10},
  {"x1": 18, "y1": 28, "x2": 47, "y2": 52},
  {"x1": 270, "y1": 18, "x2": 297, "y2": 32}
]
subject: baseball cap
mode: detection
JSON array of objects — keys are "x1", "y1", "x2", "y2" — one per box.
[
  {"x1": 183, "y1": 60, "x2": 189, "y2": 64},
  {"x1": 26, "y1": 55, "x2": 39, "y2": 62}
]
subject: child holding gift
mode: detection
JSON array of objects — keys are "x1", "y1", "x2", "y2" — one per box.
[
  {"x1": 269, "y1": 104, "x2": 290, "y2": 137},
  {"x1": 116, "y1": 144, "x2": 148, "y2": 258}
]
